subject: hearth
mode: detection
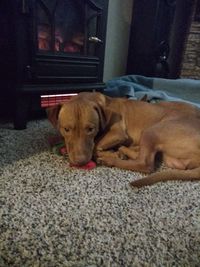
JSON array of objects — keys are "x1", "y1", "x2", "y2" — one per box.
[{"x1": 0, "y1": 0, "x2": 108, "y2": 129}]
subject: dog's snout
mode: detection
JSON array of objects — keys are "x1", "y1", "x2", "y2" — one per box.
[{"x1": 72, "y1": 155, "x2": 90, "y2": 166}]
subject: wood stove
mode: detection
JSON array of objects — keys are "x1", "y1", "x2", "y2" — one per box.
[{"x1": 0, "y1": 0, "x2": 108, "y2": 129}]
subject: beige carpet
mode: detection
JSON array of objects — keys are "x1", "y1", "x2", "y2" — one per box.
[{"x1": 0, "y1": 119, "x2": 200, "y2": 267}]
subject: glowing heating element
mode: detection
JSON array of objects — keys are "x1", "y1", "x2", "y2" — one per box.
[{"x1": 40, "y1": 93, "x2": 78, "y2": 108}]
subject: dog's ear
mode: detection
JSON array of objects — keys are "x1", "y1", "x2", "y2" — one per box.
[
  {"x1": 104, "y1": 107, "x2": 122, "y2": 126},
  {"x1": 94, "y1": 104, "x2": 107, "y2": 131},
  {"x1": 94, "y1": 104, "x2": 122, "y2": 132},
  {"x1": 46, "y1": 104, "x2": 62, "y2": 128},
  {"x1": 140, "y1": 94, "x2": 150, "y2": 102},
  {"x1": 140, "y1": 94, "x2": 148, "y2": 102}
]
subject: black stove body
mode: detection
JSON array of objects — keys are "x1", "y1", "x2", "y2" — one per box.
[{"x1": 0, "y1": 0, "x2": 108, "y2": 129}]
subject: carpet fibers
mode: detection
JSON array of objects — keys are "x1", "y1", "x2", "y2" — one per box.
[{"x1": 0, "y1": 119, "x2": 200, "y2": 267}]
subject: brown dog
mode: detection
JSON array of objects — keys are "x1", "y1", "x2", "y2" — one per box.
[
  {"x1": 47, "y1": 92, "x2": 108, "y2": 165},
  {"x1": 47, "y1": 92, "x2": 200, "y2": 187}
]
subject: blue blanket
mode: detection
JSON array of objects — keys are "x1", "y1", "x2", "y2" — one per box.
[{"x1": 105, "y1": 75, "x2": 200, "y2": 108}]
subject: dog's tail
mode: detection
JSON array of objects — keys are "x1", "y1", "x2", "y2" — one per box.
[{"x1": 130, "y1": 167, "x2": 200, "y2": 187}]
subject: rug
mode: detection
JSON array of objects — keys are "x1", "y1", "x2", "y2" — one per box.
[{"x1": 0, "y1": 119, "x2": 200, "y2": 267}]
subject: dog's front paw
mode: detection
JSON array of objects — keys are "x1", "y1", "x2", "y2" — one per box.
[
  {"x1": 98, "y1": 155, "x2": 117, "y2": 167},
  {"x1": 118, "y1": 146, "x2": 128, "y2": 160}
]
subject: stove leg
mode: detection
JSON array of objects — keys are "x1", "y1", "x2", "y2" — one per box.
[{"x1": 14, "y1": 95, "x2": 31, "y2": 130}]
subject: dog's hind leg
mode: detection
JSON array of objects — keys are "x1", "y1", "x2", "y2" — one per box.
[
  {"x1": 99, "y1": 129, "x2": 159, "y2": 173},
  {"x1": 100, "y1": 146, "x2": 156, "y2": 173},
  {"x1": 118, "y1": 145, "x2": 140, "y2": 160}
]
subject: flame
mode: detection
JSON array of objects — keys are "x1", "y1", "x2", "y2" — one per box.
[{"x1": 38, "y1": 25, "x2": 84, "y2": 53}]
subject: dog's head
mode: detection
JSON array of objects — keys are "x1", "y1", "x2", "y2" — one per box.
[{"x1": 47, "y1": 92, "x2": 109, "y2": 166}]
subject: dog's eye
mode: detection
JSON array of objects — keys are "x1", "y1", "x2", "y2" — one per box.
[
  {"x1": 64, "y1": 128, "x2": 70, "y2": 133},
  {"x1": 86, "y1": 126, "x2": 95, "y2": 134}
]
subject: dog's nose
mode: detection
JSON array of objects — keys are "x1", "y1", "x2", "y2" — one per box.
[{"x1": 72, "y1": 156, "x2": 89, "y2": 166}]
